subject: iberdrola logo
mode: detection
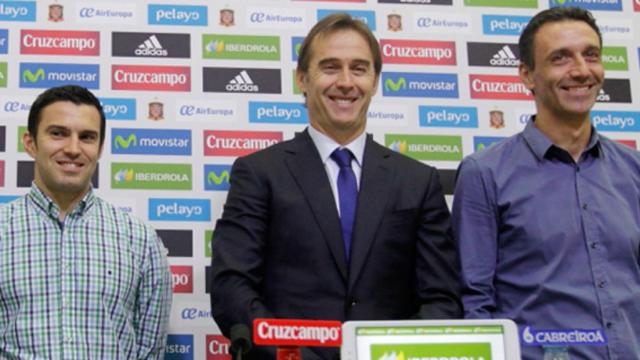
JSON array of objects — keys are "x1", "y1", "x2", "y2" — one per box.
[
  {"x1": 114, "y1": 169, "x2": 134, "y2": 183},
  {"x1": 378, "y1": 351, "x2": 405, "y2": 360},
  {"x1": 205, "y1": 40, "x2": 225, "y2": 54},
  {"x1": 388, "y1": 140, "x2": 408, "y2": 154}
]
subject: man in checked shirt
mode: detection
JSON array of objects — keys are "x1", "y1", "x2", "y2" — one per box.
[{"x1": 0, "y1": 85, "x2": 173, "y2": 359}]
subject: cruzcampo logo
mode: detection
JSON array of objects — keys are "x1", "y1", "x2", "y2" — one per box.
[
  {"x1": 601, "y1": 47, "x2": 628, "y2": 71},
  {"x1": 385, "y1": 134, "x2": 463, "y2": 161},
  {"x1": 114, "y1": 133, "x2": 137, "y2": 149},
  {"x1": 372, "y1": 343, "x2": 492, "y2": 360},
  {"x1": 111, "y1": 163, "x2": 192, "y2": 190},
  {"x1": 205, "y1": 229, "x2": 213, "y2": 257},
  {"x1": 0, "y1": 62, "x2": 7, "y2": 88},
  {"x1": 203, "y1": 34, "x2": 280, "y2": 60},
  {"x1": 22, "y1": 68, "x2": 45, "y2": 83},
  {"x1": 465, "y1": 0, "x2": 537, "y2": 7},
  {"x1": 384, "y1": 77, "x2": 406, "y2": 92}
]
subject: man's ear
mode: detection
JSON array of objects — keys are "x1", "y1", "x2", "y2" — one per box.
[
  {"x1": 519, "y1": 62, "x2": 535, "y2": 93},
  {"x1": 295, "y1": 69, "x2": 307, "y2": 97},
  {"x1": 23, "y1": 131, "x2": 37, "y2": 159}
]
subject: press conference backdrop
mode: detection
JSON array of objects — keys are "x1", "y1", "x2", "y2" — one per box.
[{"x1": 0, "y1": 0, "x2": 639, "y2": 358}]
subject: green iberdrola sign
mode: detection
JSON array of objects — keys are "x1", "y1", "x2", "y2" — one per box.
[
  {"x1": 464, "y1": 0, "x2": 537, "y2": 7},
  {"x1": 601, "y1": 47, "x2": 628, "y2": 71},
  {"x1": 385, "y1": 134, "x2": 463, "y2": 161},
  {"x1": 17, "y1": 126, "x2": 27, "y2": 152},
  {"x1": 111, "y1": 163, "x2": 192, "y2": 190},
  {"x1": 205, "y1": 230, "x2": 213, "y2": 257},
  {"x1": 0, "y1": 62, "x2": 7, "y2": 88},
  {"x1": 203, "y1": 34, "x2": 280, "y2": 60},
  {"x1": 371, "y1": 343, "x2": 492, "y2": 360}
]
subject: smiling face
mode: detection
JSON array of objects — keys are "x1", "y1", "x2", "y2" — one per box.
[
  {"x1": 519, "y1": 20, "x2": 604, "y2": 123},
  {"x1": 23, "y1": 101, "x2": 102, "y2": 205},
  {"x1": 296, "y1": 29, "x2": 379, "y2": 145}
]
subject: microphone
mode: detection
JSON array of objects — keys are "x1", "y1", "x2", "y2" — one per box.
[
  {"x1": 230, "y1": 323, "x2": 252, "y2": 360},
  {"x1": 253, "y1": 318, "x2": 342, "y2": 360}
]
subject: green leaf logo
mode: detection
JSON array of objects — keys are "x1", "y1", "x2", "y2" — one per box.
[
  {"x1": 207, "y1": 170, "x2": 230, "y2": 185},
  {"x1": 114, "y1": 134, "x2": 137, "y2": 149},
  {"x1": 22, "y1": 68, "x2": 45, "y2": 83},
  {"x1": 384, "y1": 77, "x2": 406, "y2": 92}
]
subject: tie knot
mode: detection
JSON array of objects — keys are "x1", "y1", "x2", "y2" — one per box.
[{"x1": 331, "y1": 148, "x2": 353, "y2": 168}]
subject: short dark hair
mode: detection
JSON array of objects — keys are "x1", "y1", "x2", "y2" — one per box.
[
  {"x1": 297, "y1": 13, "x2": 382, "y2": 76},
  {"x1": 519, "y1": 6, "x2": 602, "y2": 70},
  {"x1": 27, "y1": 85, "x2": 106, "y2": 147}
]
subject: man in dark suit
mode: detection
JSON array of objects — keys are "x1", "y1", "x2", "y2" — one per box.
[{"x1": 211, "y1": 13, "x2": 462, "y2": 359}]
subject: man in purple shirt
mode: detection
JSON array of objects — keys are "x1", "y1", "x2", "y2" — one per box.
[{"x1": 453, "y1": 7, "x2": 640, "y2": 360}]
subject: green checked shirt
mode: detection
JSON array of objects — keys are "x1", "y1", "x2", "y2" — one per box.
[{"x1": 0, "y1": 185, "x2": 173, "y2": 359}]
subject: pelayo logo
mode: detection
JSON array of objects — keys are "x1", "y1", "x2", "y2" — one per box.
[
  {"x1": 203, "y1": 34, "x2": 280, "y2": 61},
  {"x1": 382, "y1": 72, "x2": 458, "y2": 98},
  {"x1": 111, "y1": 128, "x2": 191, "y2": 155},
  {"x1": 549, "y1": 0, "x2": 621, "y2": 11},
  {"x1": 248, "y1": 101, "x2": 307, "y2": 124},
  {"x1": 317, "y1": 9, "x2": 376, "y2": 30},
  {"x1": 0, "y1": 2, "x2": 35, "y2": 22},
  {"x1": 482, "y1": 15, "x2": 530, "y2": 36},
  {"x1": 419, "y1": 106, "x2": 478, "y2": 128},
  {"x1": 204, "y1": 165, "x2": 231, "y2": 191},
  {"x1": 100, "y1": 98, "x2": 136, "y2": 120},
  {"x1": 149, "y1": 198, "x2": 211, "y2": 222},
  {"x1": 385, "y1": 134, "x2": 463, "y2": 161},
  {"x1": 111, "y1": 162, "x2": 192, "y2": 190},
  {"x1": 601, "y1": 47, "x2": 628, "y2": 71},
  {"x1": 148, "y1": 4, "x2": 208, "y2": 26},
  {"x1": 20, "y1": 63, "x2": 99, "y2": 89},
  {"x1": 465, "y1": 0, "x2": 537, "y2": 7},
  {"x1": 591, "y1": 111, "x2": 640, "y2": 132}
]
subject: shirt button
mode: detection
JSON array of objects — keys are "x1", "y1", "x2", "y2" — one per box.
[
  {"x1": 349, "y1": 300, "x2": 358, "y2": 307},
  {"x1": 576, "y1": 166, "x2": 580, "y2": 172},
  {"x1": 598, "y1": 281, "x2": 607, "y2": 288},
  {"x1": 582, "y1": 203, "x2": 588, "y2": 210},
  {"x1": 590, "y1": 242, "x2": 597, "y2": 249},
  {"x1": 606, "y1": 322, "x2": 613, "y2": 329}
]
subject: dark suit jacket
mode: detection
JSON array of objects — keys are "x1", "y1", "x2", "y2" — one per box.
[{"x1": 211, "y1": 130, "x2": 461, "y2": 359}]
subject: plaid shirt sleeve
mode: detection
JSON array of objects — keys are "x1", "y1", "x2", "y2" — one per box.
[{"x1": 135, "y1": 226, "x2": 173, "y2": 359}]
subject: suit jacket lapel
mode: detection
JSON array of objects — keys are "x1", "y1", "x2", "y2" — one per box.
[
  {"x1": 284, "y1": 130, "x2": 348, "y2": 281},
  {"x1": 348, "y1": 137, "x2": 394, "y2": 290}
]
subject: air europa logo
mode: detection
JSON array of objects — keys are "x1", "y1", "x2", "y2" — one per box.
[
  {"x1": 78, "y1": 3, "x2": 136, "y2": 24},
  {"x1": 112, "y1": 65, "x2": 190, "y2": 91},
  {"x1": 482, "y1": 15, "x2": 530, "y2": 36},
  {"x1": 203, "y1": 34, "x2": 280, "y2": 61},
  {"x1": 380, "y1": 39, "x2": 456, "y2": 65},
  {"x1": 111, "y1": 162, "x2": 192, "y2": 190},
  {"x1": 204, "y1": 130, "x2": 283, "y2": 156},
  {"x1": 385, "y1": 134, "x2": 463, "y2": 161},
  {"x1": 21, "y1": 30, "x2": 99, "y2": 56},
  {"x1": 469, "y1": 74, "x2": 532, "y2": 100},
  {"x1": 111, "y1": 128, "x2": 191, "y2": 155},
  {"x1": 382, "y1": 72, "x2": 458, "y2": 98},
  {"x1": 204, "y1": 164, "x2": 231, "y2": 191}
]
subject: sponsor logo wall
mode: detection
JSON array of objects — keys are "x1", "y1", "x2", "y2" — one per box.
[{"x1": 1, "y1": 1, "x2": 639, "y2": 358}]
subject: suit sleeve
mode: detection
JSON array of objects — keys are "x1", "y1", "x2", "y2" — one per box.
[
  {"x1": 414, "y1": 168, "x2": 463, "y2": 319},
  {"x1": 210, "y1": 156, "x2": 275, "y2": 347},
  {"x1": 451, "y1": 157, "x2": 498, "y2": 319}
]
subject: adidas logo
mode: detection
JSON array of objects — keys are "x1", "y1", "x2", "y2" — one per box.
[
  {"x1": 135, "y1": 35, "x2": 168, "y2": 57},
  {"x1": 490, "y1": 45, "x2": 518, "y2": 66},
  {"x1": 225, "y1": 70, "x2": 259, "y2": 92},
  {"x1": 597, "y1": 88, "x2": 610, "y2": 102}
]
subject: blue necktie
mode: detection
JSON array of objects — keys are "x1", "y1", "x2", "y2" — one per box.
[{"x1": 330, "y1": 148, "x2": 358, "y2": 261}]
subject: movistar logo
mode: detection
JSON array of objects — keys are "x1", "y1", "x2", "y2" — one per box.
[
  {"x1": 114, "y1": 134, "x2": 137, "y2": 149},
  {"x1": 389, "y1": 140, "x2": 408, "y2": 154},
  {"x1": 295, "y1": 43, "x2": 301, "y2": 56},
  {"x1": 23, "y1": 68, "x2": 45, "y2": 83},
  {"x1": 385, "y1": 77, "x2": 406, "y2": 92},
  {"x1": 379, "y1": 352, "x2": 405, "y2": 360},
  {"x1": 554, "y1": 0, "x2": 567, "y2": 4},
  {"x1": 114, "y1": 169, "x2": 135, "y2": 182},
  {"x1": 207, "y1": 170, "x2": 230, "y2": 185},
  {"x1": 205, "y1": 40, "x2": 225, "y2": 53}
]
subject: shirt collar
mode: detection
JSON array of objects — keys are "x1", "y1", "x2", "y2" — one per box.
[
  {"x1": 307, "y1": 125, "x2": 366, "y2": 167},
  {"x1": 522, "y1": 116, "x2": 601, "y2": 162},
  {"x1": 28, "y1": 182, "x2": 96, "y2": 219}
]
